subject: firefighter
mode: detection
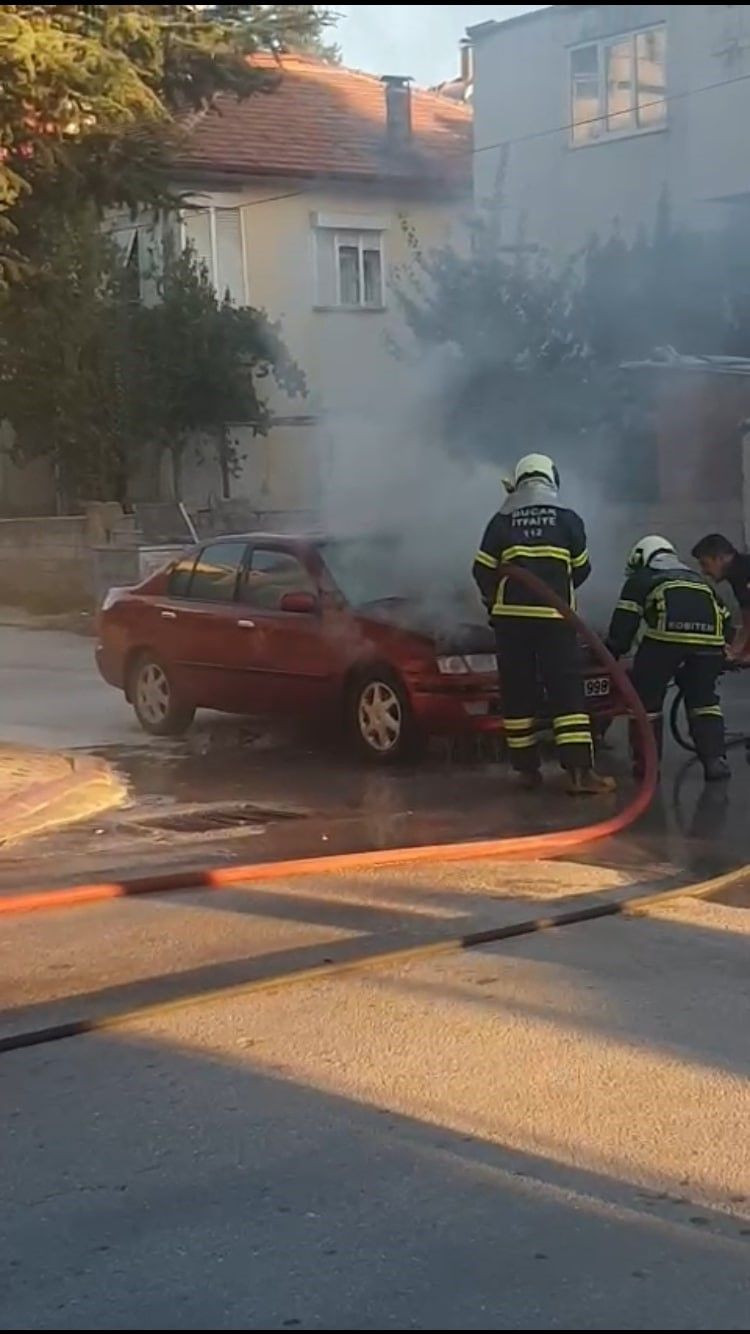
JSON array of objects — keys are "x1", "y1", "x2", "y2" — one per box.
[
  {"x1": 606, "y1": 535, "x2": 731, "y2": 782},
  {"x1": 472, "y1": 453, "x2": 615, "y2": 795},
  {"x1": 691, "y1": 533, "x2": 750, "y2": 661}
]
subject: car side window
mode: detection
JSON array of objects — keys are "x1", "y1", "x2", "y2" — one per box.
[
  {"x1": 167, "y1": 553, "x2": 197, "y2": 598},
  {"x1": 239, "y1": 548, "x2": 316, "y2": 610},
  {"x1": 187, "y1": 541, "x2": 248, "y2": 603}
]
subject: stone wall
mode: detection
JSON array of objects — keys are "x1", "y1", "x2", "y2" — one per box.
[
  {"x1": 0, "y1": 516, "x2": 92, "y2": 610},
  {"x1": 0, "y1": 497, "x2": 743, "y2": 616}
]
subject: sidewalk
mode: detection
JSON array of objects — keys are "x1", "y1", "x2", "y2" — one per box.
[{"x1": 0, "y1": 745, "x2": 126, "y2": 847}]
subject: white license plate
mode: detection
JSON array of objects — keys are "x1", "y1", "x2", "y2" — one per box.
[
  {"x1": 463, "y1": 701, "x2": 489, "y2": 716},
  {"x1": 584, "y1": 675, "x2": 610, "y2": 699},
  {"x1": 465, "y1": 653, "x2": 497, "y2": 674}
]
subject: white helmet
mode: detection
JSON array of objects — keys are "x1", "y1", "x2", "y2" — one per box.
[
  {"x1": 513, "y1": 452, "x2": 559, "y2": 489},
  {"x1": 626, "y1": 534, "x2": 677, "y2": 575}
]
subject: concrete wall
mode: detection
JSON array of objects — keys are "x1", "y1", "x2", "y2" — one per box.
[
  {"x1": 0, "y1": 516, "x2": 92, "y2": 610},
  {"x1": 472, "y1": 4, "x2": 750, "y2": 255}
]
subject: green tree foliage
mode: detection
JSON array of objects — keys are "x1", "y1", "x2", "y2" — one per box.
[
  {"x1": 0, "y1": 205, "x2": 130, "y2": 505},
  {"x1": 394, "y1": 215, "x2": 602, "y2": 465},
  {"x1": 0, "y1": 4, "x2": 333, "y2": 280},
  {"x1": 0, "y1": 211, "x2": 306, "y2": 507},
  {"x1": 395, "y1": 204, "x2": 750, "y2": 481},
  {"x1": 132, "y1": 238, "x2": 306, "y2": 500}
]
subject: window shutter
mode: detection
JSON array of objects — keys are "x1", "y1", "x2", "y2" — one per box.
[{"x1": 215, "y1": 208, "x2": 246, "y2": 305}]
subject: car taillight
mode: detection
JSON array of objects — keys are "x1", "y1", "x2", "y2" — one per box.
[{"x1": 100, "y1": 586, "x2": 124, "y2": 612}]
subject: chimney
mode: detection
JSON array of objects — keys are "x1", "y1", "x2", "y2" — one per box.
[
  {"x1": 459, "y1": 39, "x2": 473, "y2": 87},
  {"x1": 381, "y1": 75, "x2": 412, "y2": 149}
]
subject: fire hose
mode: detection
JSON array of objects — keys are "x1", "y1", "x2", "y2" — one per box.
[{"x1": 0, "y1": 564, "x2": 659, "y2": 919}]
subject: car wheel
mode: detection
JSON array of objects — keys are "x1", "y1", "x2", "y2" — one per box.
[
  {"x1": 348, "y1": 669, "x2": 418, "y2": 763},
  {"x1": 129, "y1": 653, "x2": 195, "y2": 737}
]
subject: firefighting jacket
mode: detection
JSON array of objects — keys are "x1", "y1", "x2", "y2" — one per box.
[
  {"x1": 607, "y1": 560, "x2": 731, "y2": 657},
  {"x1": 473, "y1": 485, "x2": 591, "y2": 621}
]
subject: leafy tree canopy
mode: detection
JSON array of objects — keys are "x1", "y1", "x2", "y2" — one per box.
[{"x1": 0, "y1": 4, "x2": 333, "y2": 279}]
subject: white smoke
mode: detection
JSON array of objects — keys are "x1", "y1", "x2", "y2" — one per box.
[{"x1": 316, "y1": 346, "x2": 622, "y2": 633}]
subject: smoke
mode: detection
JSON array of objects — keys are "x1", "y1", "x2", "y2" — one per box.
[{"x1": 316, "y1": 347, "x2": 623, "y2": 632}]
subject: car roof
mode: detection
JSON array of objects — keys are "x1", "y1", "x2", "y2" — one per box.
[
  {"x1": 194, "y1": 531, "x2": 387, "y2": 547},
  {"x1": 195, "y1": 531, "x2": 322, "y2": 546}
]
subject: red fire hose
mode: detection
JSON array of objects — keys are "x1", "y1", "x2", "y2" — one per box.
[{"x1": 0, "y1": 565, "x2": 658, "y2": 917}]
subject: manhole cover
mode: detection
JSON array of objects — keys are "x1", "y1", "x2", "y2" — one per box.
[{"x1": 131, "y1": 801, "x2": 306, "y2": 837}]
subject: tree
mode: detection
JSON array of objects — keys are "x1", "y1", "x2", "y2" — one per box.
[
  {"x1": 393, "y1": 205, "x2": 750, "y2": 490},
  {"x1": 0, "y1": 212, "x2": 306, "y2": 507},
  {"x1": 0, "y1": 204, "x2": 134, "y2": 506},
  {"x1": 131, "y1": 240, "x2": 307, "y2": 500},
  {"x1": 393, "y1": 215, "x2": 605, "y2": 467},
  {"x1": 0, "y1": 4, "x2": 334, "y2": 281}
]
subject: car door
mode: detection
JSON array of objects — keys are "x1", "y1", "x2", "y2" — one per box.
[
  {"x1": 157, "y1": 539, "x2": 253, "y2": 712},
  {"x1": 234, "y1": 543, "x2": 342, "y2": 717}
]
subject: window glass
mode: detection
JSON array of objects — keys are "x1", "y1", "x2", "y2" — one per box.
[
  {"x1": 338, "y1": 244, "x2": 361, "y2": 305},
  {"x1": 188, "y1": 541, "x2": 247, "y2": 603},
  {"x1": 606, "y1": 38, "x2": 635, "y2": 132},
  {"x1": 571, "y1": 44, "x2": 601, "y2": 144},
  {"x1": 167, "y1": 554, "x2": 197, "y2": 598},
  {"x1": 363, "y1": 247, "x2": 383, "y2": 306},
  {"x1": 239, "y1": 548, "x2": 316, "y2": 610},
  {"x1": 571, "y1": 27, "x2": 665, "y2": 144},
  {"x1": 636, "y1": 27, "x2": 666, "y2": 128}
]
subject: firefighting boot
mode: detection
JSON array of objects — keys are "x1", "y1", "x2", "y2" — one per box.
[
  {"x1": 566, "y1": 768, "x2": 616, "y2": 796},
  {"x1": 518, "y1": 768, "x2": 543, "y2": 791}
]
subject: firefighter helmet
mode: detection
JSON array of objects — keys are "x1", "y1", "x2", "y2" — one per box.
[
  {"x1": 513, "y1": 453, "x2": 560, "y2": 489},
  {"x1": 626, "y1": 534, "x2": 677, "y2": 575}
]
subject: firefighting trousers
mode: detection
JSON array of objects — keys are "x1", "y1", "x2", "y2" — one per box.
[
  {"x1": 494, "y1": 620, "x2": 593, "y2": 773},
  {"x1": 629, "y1": 639, "x2": 726, "y2": 768}
]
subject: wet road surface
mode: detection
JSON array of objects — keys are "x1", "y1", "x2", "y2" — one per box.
[
  {"x1": 1, "y1": 626, "x2": 750, "y2": 893},
  {"x1": 4, "y1": 627, "x2": 750, "y2": 1328}
]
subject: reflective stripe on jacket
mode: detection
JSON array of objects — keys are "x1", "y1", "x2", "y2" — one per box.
[
  {"x1": 608, "y1": 564, "x2": 730, "y2": 656},
  {"x1": 472, "y1": 489, "x2": 590, "y2": 622}
]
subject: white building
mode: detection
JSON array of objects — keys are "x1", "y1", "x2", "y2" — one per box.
[
  {"x1": 470, "y1": 4, "x2": 750, "y2": 256},
  {"x1": 155, "y1": 53, "x2": 471, "y2": 516}
]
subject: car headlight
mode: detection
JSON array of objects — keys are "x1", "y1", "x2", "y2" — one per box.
[{"x1": 436, "y1": 655, "x2": 470, "y2": 675}]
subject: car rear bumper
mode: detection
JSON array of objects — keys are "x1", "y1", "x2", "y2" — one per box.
[{"x1": 95, "y1": 642, "x2": 125, "y2": 691}]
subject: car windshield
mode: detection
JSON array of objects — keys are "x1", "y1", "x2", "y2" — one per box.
[{"x1": 318, "y1": 536, "x2": 418, "y2": 607}]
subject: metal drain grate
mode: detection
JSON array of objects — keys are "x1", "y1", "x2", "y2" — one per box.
[{"x1": 131, "y1": 801, "x2": 306, "y2": 836}]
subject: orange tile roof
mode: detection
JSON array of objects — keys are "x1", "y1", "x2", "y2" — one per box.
[{"x1": 176, "y1": 53, "x2": 471, "y2": 190}]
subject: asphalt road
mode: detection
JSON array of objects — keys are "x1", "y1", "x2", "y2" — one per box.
[
  {"x1": 3, "y1": 894, "x2": 750, "y2": 1330},
  {"x1": 2, "y1": 622, "x2": 750, "y2": 890},
  {"x1": 2, "y1": 624, "x2": 750, "y2": 1329}
]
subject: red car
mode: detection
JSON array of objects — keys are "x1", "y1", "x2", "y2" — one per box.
[{"x1": 96, "y1": 532, "x2": 621, "y2": 762}]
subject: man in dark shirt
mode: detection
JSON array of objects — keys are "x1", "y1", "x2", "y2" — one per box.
[{"x1": 692, "y1": 534, "x2": 750, "y2": 661}]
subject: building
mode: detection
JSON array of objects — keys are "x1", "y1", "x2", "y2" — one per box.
[
  {"x1": 148, "y1": 53, "x2": 471, "y2": 516},
  {"x1": 470, "y1": 4, "x2": 750, "y2": 257}
]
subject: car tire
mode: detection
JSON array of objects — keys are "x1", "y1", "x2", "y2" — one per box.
[
  {"x1": 347, "y1": 668, "x2": 419, "y2": 764},
  {"x1": 129, "y1": 653, "x2": 195, "y2": 737}
]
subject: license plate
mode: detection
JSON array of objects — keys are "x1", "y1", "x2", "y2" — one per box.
[
  {"x1": 465, "y1": 653, "x2": 497, "y2": 674},
  {"x1": 463, "y1": 701, "x2": 489, "y2": 716},
  {"x1": 584, "y1": 675, "x2": 610, "y2": 699}
]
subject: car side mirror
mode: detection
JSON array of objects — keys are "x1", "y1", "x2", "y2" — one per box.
[{"x1": 279, "y1": 591, "x2": 319, "y2": 614}]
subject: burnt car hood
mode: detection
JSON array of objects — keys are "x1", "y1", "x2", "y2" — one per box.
[
  {"x1": 361, "y1": 598, "x2": 609, "y2": 667},
  {"x1": 360, "y1": 598, "x2": 495, "y2": 655}
]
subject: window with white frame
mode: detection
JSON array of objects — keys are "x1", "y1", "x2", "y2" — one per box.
[
  {"x1": 313, "y1": 216, "x2": 386, "y2": 309},
  {"x1": 570, "y1": 24, "x2": 666, "y2": 145},
  {"x1": 182, "y1": 205, "x2": 246, "y2": 305}
]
